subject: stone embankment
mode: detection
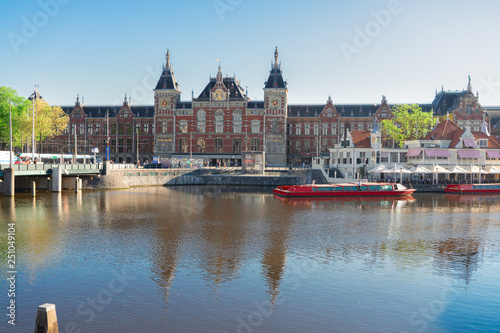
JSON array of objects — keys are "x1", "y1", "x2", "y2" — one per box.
[{"x1": 82, "y1": 168, "x2": 327, "y2": 189}]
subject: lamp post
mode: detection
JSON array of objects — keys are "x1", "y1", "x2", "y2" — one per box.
[
  {"x1": 136, "y1": 127, "x2": 140, "y2": 166},
  {"x1": 400, "y1": 167, "x2": 403, "y2": 184},
  {"x1": 345, "y1": 168, "x2": 348, "y2": 180},
  {"x1": 32, "y1": 85, "x2": 37, "y2": 162},
  {"x1": 478, "y1": 166, "x2": 482, "y2": 184}
]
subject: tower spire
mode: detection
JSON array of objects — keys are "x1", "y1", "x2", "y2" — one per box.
[
  {"x1": 274, "y1": 47, "x2": 279, "y2": 68},
  {"x1": 166, "y1": 49, "x2": 170, "y2": 68},
  {"x1": 467, "y1": 74, "x2": 472, "y2": 92}
]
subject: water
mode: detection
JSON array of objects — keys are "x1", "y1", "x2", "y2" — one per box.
[{"x1": 1, "y1": 187, "x2": 500, "y2": 332}]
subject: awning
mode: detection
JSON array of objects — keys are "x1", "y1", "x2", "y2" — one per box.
[
  {"x1": 406, "y1": 149, "x2": 422, "y2": 157},
  {"x1": 485, "y1": 166, "x2": 500, "y2": 174},
  {"x1": 425, "y1": 149, "x2": 451, "y2": 158},
  {"x1": 433, "y1": 165, "x2": 451, "y2": 173},
  {"x1": 447, "y1": 165, "x2": 468, "y2": 174},
  {"x1": 458, "y1": 150, "x2": 481, "y2": 159},
  {"x1": 463, "y1": 139, "x2": 477, "y2": 148},
  {"x1": 487, "y1": 150, "x2": 500, "y2": 159}
]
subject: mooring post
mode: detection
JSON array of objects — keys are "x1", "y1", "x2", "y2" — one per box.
[
  {"x1": 3, "y1": 167, "x2": 15, "y2": 196},
  {"x1": 32, "y1": 181, "x2": 36, "y2": 197},
  {"x1": 34, "y1": 303, "x2": 58, "y2": 333}
]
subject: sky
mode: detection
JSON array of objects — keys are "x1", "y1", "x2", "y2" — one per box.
[{"x1": 2, "y1": 0, "x2": 500, "y2": 107}]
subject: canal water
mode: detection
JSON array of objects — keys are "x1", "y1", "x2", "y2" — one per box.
[{"x1": 1, "y1": 187, "x2": 500, "y2": 332}]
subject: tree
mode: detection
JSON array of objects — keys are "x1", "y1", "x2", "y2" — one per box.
[
  {"x1": 0, "y1": 87, "x2": 31, "y2": 148},
  {"x1": 32, "y1": 99, "x2": 69, "y2": 153},
  {"x1": 380, "y1": 104, "x2": 435, "y2": 148}
]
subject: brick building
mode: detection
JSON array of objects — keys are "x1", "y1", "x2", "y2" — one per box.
[{"x1": 40, "y1": 50, "x2": 497, "y2": 166}]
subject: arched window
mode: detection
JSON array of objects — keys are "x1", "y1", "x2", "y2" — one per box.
[
  {"x1": 197, "y1": 110, "x2": 206, "y2": 133},
  {"x1": 251, "y1": 120, "x2": 260, "y2": 134},
  {"x1": 215, "y1": 110, "x2": 224, "y2": 133},
  {"x1": 233, "y1": 110, "x2": 242, "y2": 133}
]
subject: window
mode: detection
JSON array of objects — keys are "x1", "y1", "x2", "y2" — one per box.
[
  {"x1": 161, "y1": 120, "x2": 168, "y2": 133},
  {"x1": 233, "y1": 138, "x2": 241, "y2": 153},
  {"x1": 127, "y1": 124, "x2": 133, "y2": 135},
  {"x1": 197, "y1": 110, "x2": 206, "y2": 133},
  {"x1": 135, "y1": 123, "x2": 141, "y2": 135},
  {"x1": 251, "y1": 138, "x2": 260, "y2": 151},
  {"x1": 233, "y1": 110, "x2": 242, "y2": 133},
  {"x1": 179, "y1": 138, "x2": 188, "y2": 153},
  {"x1": 295, "y1": 123, "x2": 302, "y2": 135},
  {"x1": 126, "y1": 138, "x2": 132, "y2": 153},
  {"x1": 179, "y1": 120, "x2": 188, "y2": 133},
  {"x1": 479, "y1": 139, "x2": 488, "y2": 147},
  {"x1": 215, "y1": 110, "x2": 224, "y2": 133},
  {"x1": 304, "y1": 123, "x2": 310, "y2": 135},
  {"x1": 118, "y1": 123, "x2": 124, "y2": 135},
  {"x1": 270, "y1": 118, "x2": 278, "y2": 133},
  {"x1": 288, "y1": 123, "x2": 293, "y2": 135},
  {"x1": 144, "y1": 123, "x2": 149, "y2": 134},
  {"x1": 87, "y1": 123, "x2": 93, "y2": 135},
  {"x1": 95, "y1": 123, "x2": 101, "y2": 135},
  {"x1": 197, "y1": 138, "x2": 205, "y2": 153},
  {"x1": 215, "y1": 138, "x2": 224, "y2": 153},
  {"x1": 251, "y1": 120, "x2": 260, "y2": 134},
  {"x1": 322, "y1": 123, "x2": 328, "y2": 135},
  {"x1": 313, "y1": 123, "x2": 319, "y2": 136},
  {"x1": 79, "y1": 123, "x2": 84, "y2": 135}
]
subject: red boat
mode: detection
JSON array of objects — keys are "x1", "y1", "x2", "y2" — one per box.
[
  {"x1": 444, "y1": 183, "x2": 500, "y2": 194},
  {"x1": 273, "y1": 182, "x2": 416, "y2": 197}
]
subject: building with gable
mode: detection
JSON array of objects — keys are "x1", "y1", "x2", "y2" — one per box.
[{"x1": 34, "y1": 49, "x2": 500, "y2": 167}]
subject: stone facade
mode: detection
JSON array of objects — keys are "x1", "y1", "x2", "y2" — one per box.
[{"x1": 39, "y1": 51, "x2": 494, "y2": 166}]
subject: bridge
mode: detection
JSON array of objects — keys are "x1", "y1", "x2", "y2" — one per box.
[
  {"x1": 1, "y1": 163, "x2": 101, "y2": 196},
  {"x1": 0, "y1": 163, "x2": 101, "y2": 177}
]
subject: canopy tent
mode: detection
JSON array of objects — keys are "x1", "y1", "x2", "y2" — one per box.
[
  {"x1": 408, "y1": 165, "x2": 431, "y2": 173},
  {"x1": 432, "y1": 165, "x2": 451, "y2": 174},
  {"x1": 385, "y1": 163, "x2": 412, "y2": 174},
  {"x1": 484, "y1": 166, "x2": 500, "y2": 174},
  {"x1": 447, "y1": 165, "x2": 468, "y2": 174},
  {"x1": 464, "y1": 165, "x2": 488, "y2": 174},
  {"x1": 368, "y1": 165, "x2": 390, "y2": 173}
]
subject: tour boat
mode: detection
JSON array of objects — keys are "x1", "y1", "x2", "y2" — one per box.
[
  {"x1": 273, "y1": 182, "x2": 416, "y2": 197},
  {"x1": 444, "y1": 183, "x2": 500, "y2": 194}
]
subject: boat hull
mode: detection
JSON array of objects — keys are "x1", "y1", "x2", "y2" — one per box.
[
  {"x1": 444, "y1": 183, "x2": 500, "y2": 195},
  {"x1": 273, "y1": 183, "x2": 416, "y2": 197}
]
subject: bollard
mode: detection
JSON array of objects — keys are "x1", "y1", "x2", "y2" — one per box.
[
  {"x1": 32, "y1": 181, "x2": 36, "y2": 197},
  {"x1": 75, "y1": 177, "x2": 79, "y2": 193},
  {"x1": 34, "y1": 303, "x2": 58, "y2": 333}
]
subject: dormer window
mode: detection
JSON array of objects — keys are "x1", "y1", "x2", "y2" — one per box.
[{"x1": 479, "y1": 139, "x2": 488, "y2": 147}]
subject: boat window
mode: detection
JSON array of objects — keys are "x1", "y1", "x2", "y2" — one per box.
[
  {"x1": 312, "y1": 187, "x2": 318, "y2": 192},
  {"x1": 381, "y1": 185, "x2": 392, "y2": 191},
  {"x1": 360, "y1": 186, "x2": 368, "y2": 191},
  {"x1": 327, "y1": 187, "x2": 334, "y2": 191},
  {"x1": 368, "y1": 185, "x2": 379, "y2": 191},
  {"x1": 335, "y1": 187, "x2": 343, "y2": 191}
]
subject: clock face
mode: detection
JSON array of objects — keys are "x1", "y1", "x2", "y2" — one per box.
[
  {"x1": 214, "y1": 88, "x2": 225, "y2": 101},
  {"x1": 160, "y1": 98, "x2": 169, "y2": 109},
  {"x1": 271, "y1": 98, "x2": 280, "y2": 108}
]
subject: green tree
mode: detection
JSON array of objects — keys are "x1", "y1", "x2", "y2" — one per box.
[
  {"x1": 0, "y1": 87, "x2": 31, "y2": 148},
  {"x1": 32, "y1": 99, "x2": 69, "y2": 153},
  {"x1": 380, "y1": 104, "x2": 435, "y2": 148}
]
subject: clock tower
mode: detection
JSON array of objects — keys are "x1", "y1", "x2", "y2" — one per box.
[
  {"x1": 154, "y1": 49, "x2": 181, "y2": 155},
  {"x1": 263, "y1": 47, "x2": 288, "y2": 165}
]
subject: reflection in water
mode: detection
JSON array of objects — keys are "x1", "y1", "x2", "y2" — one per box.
[{"x1": 1, "y1": 189, "x2": 500, "y2": 332}]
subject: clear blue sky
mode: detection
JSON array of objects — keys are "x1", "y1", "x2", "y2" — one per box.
[{"x1": 2, "y1": 0, "x2": 500, "y2": 107}]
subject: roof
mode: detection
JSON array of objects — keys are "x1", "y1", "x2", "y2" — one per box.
[
  {"x1": 264, "y1": 48, "x2": 286, "y2": 89},
  {"x1": 195, "y1": 77, "x2": 246, "y2": 100},
  {"x1": 424, "y1": 119, "x2": 462, "y2": 141},
  {"x1": 350, "y1": 130, "x2": 371, "y2": 148},
  {"x1": 61, "y1": 105, "x2": 155, "y2": 118}
]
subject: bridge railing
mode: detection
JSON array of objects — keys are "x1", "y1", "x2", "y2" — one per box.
[{"x1": 0, "y1": 163, "x2": 100, "y2": 172}]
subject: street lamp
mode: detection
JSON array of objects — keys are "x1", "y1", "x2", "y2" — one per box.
[
  {"x1": 400, "y1": 167, "x2": 403, "y2": 184},
  {"x1": 9, "y1": 99, "x2": 13, "y2": 168}
]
